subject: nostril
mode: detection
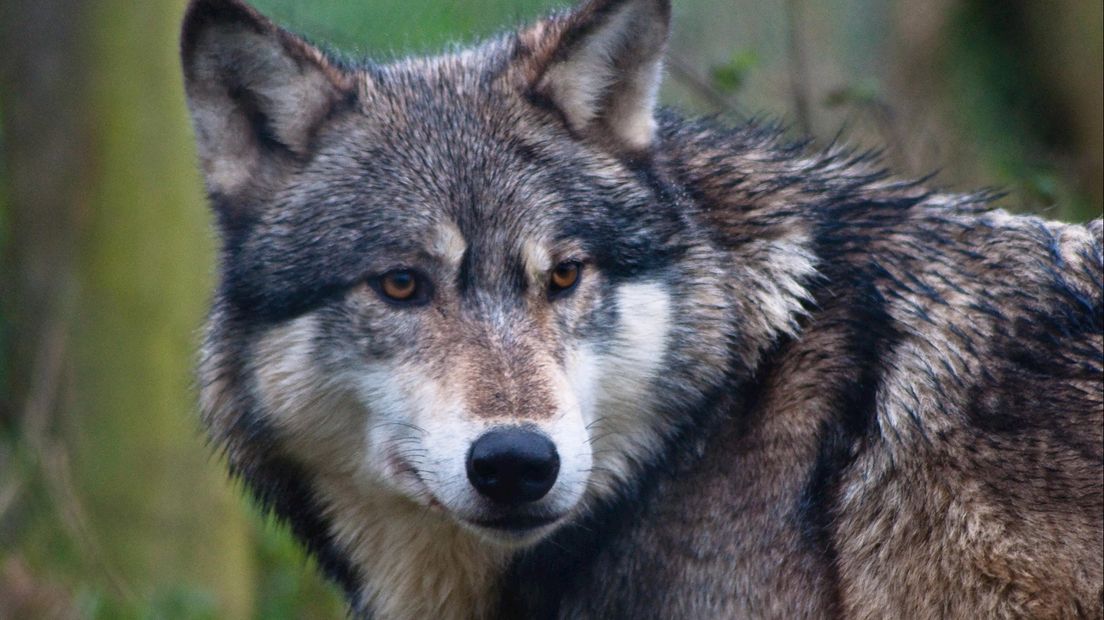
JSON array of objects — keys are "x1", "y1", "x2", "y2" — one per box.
[
  {"x1": 466, "y1": 428, "x2": 560, "y2": 505},
  {"x1": 473, "y1": 459, "x2": 496, "y2": 480}
]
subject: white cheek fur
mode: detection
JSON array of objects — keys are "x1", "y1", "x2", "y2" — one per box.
[
  {"x1": 568, "y1": 281, "x2": 673, "y2": 497},
  {"x1": 251, "y1": 315, "x2": 367, "y2": 475}
]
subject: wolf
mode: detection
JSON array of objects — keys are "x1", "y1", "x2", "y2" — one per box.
[{"x1": 180, "y1": 0, "x2": 1104, "y2": 617}]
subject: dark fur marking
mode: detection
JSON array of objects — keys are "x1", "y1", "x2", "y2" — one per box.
[
  {"x1": 227, "y1": 404, "x2": 365, "y2": 605},
  {"x1": 180, "y1": 0, "x2": 268, "y2": 72},
  {"x1": 795, "y1": 269, "x2": 904, "y2": 616},
  {"x1": 241, "y1": 455, "x2": 364, "y2": 603},
  {"x1": 228, "y1": 82, "x2": 295, "y2": 157},
  {"x1": 523, "y1": 89, "x2": 581, "y2": 142}
]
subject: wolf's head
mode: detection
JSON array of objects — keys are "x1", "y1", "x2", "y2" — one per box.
[{"x1": 183, "y1": 0, "x2": 749, "y2": 556}]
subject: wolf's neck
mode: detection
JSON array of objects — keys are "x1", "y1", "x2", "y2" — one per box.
[{"x1": 315, "y1": 474, "x2": 511, "y2": 620}]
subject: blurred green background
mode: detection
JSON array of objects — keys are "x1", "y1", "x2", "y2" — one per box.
[{"x1": 0, "y1": 0, "x2": 1100, "y2": 617}]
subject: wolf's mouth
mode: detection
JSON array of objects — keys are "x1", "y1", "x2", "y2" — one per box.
[
  {"x1": 465, "y1": 513, "x2": 560, "y2": 532},
  {"x1": 388, "y1": 453, "x2": 444, "y2": 509}
]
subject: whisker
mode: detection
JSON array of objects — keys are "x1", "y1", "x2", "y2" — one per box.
[
  {"x1": 585, "y1": 416, "x2": 611, "y2": 431},
  {"x1": 393, "y1": 446, "x2": 425, "y2": 455},
  {"x1": 585, "y1": 431, "x2": 618, "y2": 446},
  {"x1": 367, "y1": 421, "x2": 428, "y2": 435}
]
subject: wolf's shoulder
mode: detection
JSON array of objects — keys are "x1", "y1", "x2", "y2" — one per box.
[{"x1": 897, "y1": 206, "x2": 1103, "y2": 333}]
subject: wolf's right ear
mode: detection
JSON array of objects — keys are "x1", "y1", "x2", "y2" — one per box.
[
  {"x1": 181, "y1": 0, "x2": 353, "y2": 206},
  {"x1": 518, "y1": 0, "x2": 671, "y2": 152}
]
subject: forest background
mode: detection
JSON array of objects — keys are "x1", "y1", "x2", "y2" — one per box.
[{"x1": 1, "y1": 0, "x2": 1101, "y2": 617}]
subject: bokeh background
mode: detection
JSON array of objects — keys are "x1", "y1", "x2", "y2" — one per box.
[{"x1": 0, "y1": 0, "x2": 1100, "y2": 617}]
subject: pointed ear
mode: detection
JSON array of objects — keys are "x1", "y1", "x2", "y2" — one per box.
[
  {"x1": 522, "y1": 0, "x2": 670, "y2": 152},
  {"x1": 180, "y1": 0, "x2": 353, "y2": 200}
]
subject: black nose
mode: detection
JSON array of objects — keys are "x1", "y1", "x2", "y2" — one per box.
[{"x1": 466, "y1": 428, "x2": 560, "y2": 505}]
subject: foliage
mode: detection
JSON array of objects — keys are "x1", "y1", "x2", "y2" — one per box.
[
  {"x1": 710, "y1": 50, "x2": 760, "y2": 95},
  {"x1": 942, "y1": 0, "x2": 1092, "y2": 219},
  {"x1": 254, "y1": 0, "x2": 563, "y2": 57}
]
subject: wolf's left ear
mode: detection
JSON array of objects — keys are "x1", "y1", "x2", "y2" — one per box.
[
  {"x1": 521, "y1": 0, "x2": 670, "y2": 152},
  {"x1": 180, "y1": 0, "x2": 353, "y2": 203}
]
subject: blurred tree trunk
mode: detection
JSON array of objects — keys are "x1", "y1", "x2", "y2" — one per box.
[
  {"x1": 0, "y1": 0, "x2": 256, "y2": 616},
  {"x1": 0, "y1": 0, "x2": 84, "y2": 427}
]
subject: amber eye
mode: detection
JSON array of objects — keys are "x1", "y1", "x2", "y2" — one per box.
[
  {"x1": 549, "y1": 261, "x2": 581, "y2": 295},
  {"x1": 379, "y1": 269, "x2": 418, "y2": 302}
]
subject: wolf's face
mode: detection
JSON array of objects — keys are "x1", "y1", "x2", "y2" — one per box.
[
  {"x1": 186, "y1": 0, "x2": 732, "y2": 547},
  {"x1": 238, "y1": 81, "x2": 685, "y2": 543}
]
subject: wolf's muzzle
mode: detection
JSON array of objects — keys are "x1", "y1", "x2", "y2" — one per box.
[{"x1": 466, "y1": 428, "x2": 560, "y2": 505}]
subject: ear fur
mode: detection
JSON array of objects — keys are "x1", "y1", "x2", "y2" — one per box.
[
  {"x1": 180, "y1": 0, "x2": 353, "y2": 201},
  {"x1": 523, "y1": 0, "x2": 671, "y2": 152}
]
